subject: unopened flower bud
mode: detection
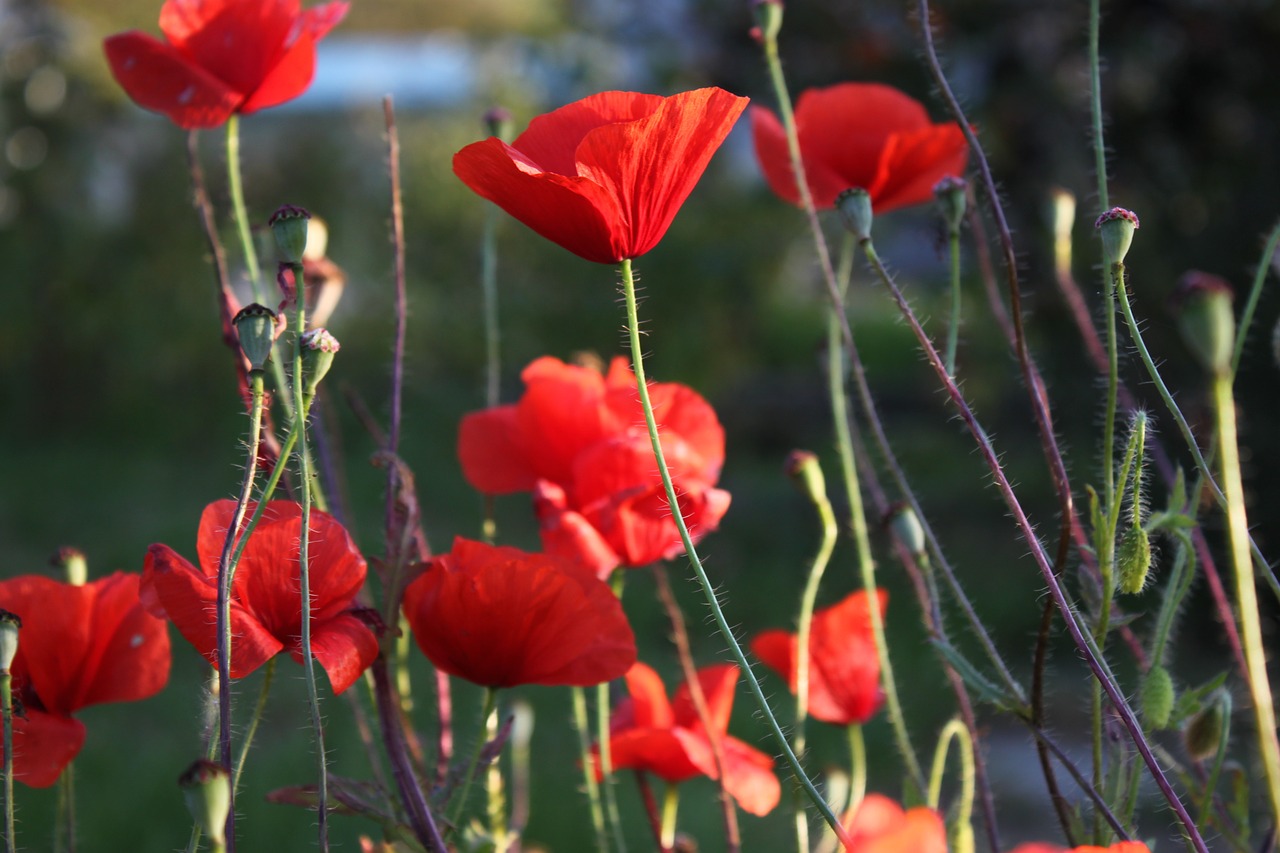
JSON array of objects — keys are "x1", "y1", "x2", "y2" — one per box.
[
  {"x1": 300, "y1": 327, "x2": 341, "y2": 399},
  {"x1": 785, "y1": 450, "x2": 827, "y2": 505},
  {"x1": 0, "y1": 610, "x2": 21, "y2": 672},
  {"x1": 751, "y1": 0, "x2": 784, "y2": 43},
  {"x1": 50, "y1": 546, "x2": 86, "y2": 586},
  {"x1": 1094, "y1": 207, "x2": 1139, "y2": 267},
  {"x1": 1141, "y1": 665, "x2": 1174, "y2": 730},
  {"x1": 933, "y1": 176, "x2": 967, "y2": 235},
  {"x1": 233, "y1": 303, "x2": 279, "y2": 371},
  {"x1": 1184, "y1": 694, "x2": 1227, "y2": 762},
  {"x1": 483, "y1": 106, "x2": 515, "y2": 143},
  {"x1": 1117, "y1": 525, "x2": 1152, "y2": 595},
  {"x1": 178, "y1": 759, "x2": 230, "y2": 846},
  {"x1": 269, "y1": 204, "x2": 311, "y2": 265},
  {"x1": 885, "y1": 502, "x2": 926, "y2": 557},
  {"x1": 836, "y1": 188, "x2": 873, "y2": 242},
  {"x1": 1172, "y1": 271, "x2": 1235, "y2": 377}
]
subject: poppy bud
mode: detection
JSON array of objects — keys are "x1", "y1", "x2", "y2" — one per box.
[
  {"x1": 1184, "y1": 693, "x2": 1227, "y2": 762},
  {"x1": 1117, "y1": 525, "x2": 1152, "y2": 595},
  {"x1": 885, "y1": 502, "x2": 926, "y2": 558},
  {"x1": 1094, "y1": 207, "x2": 1139, "y2": 267},
  {"x1": 300, "y1": 327, "x2": 341, "y2": 399},
  {"x1": 50, "y1": 546, "x2": 87, "y2": 586},
  {"x1": 785, "y1": 450, "x2": 827, "y2": 505},
  {"x1": 483, "y1": 106, "x2": 514, "y2": 143},
  {"x1": 0, "y1": 610, "x2": 20, "y2": 672},
  {"x1": 836, "y1": 187, "x2": 873, "y2": 242},
  {"x1": 1140, "y1": 665, "x2": 1174, "y2": 730},
  {"x1": 933, "y1": 175, "x2": 967, "y2": 235},
  {"x1": 269, "y1": 204, "x2": 311, "y2": 265},
  {"x1": 233, "y1": 303, "x2": 279, "y2": 372},
  {"x1": 751, "y1": 0, "x2": 784, "y2": 43},
  {"x1": 1171, "y1": 271, "x2": 1235, "y2": 377},
  {"x1": 178, "y1": 759, "x2": 230, "y2": 847}
]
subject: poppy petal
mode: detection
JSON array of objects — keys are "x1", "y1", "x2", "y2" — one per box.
[
  {"x1": 5, "y1": 710, "x2": 85, "y2": 789},
  {"x1": 602, "y1": 728, "x2": 699, "y2": 783},
  {"x1": 673, "y1": 729, "x2": 780, "y2": 816},
  {"x1": 513, "y1": 91, "x2": 664, "y2": 178},
  {"x1": 671, "y1": 663, "x2": 737, "y2": 732},
  {"x1": 622, "y1": 662, "x2": 675, "y2": 729},
  {"x1": 868, "y1": 124, "x2": 969, "y2": 214},
  {"x1": 297, "y1": 611, "x2": 378, "y2": 694},
  {"x1": 159, "y1": 0, "x2": 297, "y2": 97},
  {"x1": 239, "y1": 29, "x2": 317, "y2": 114},
  {"x1": 103, "y1": 32, "x2": 241, "y2": 128},
  {"x1": 458, "y1": 406, "x2": 535, "y2": 494},
  {"x1": 517, "y1": 357, "x2": 612, "y2": 484},
  {"x1": 535, "y1": 481, "x2": 622, "y2": 579},
  {"x1": 71, "y1": 573, "x2": 171, "y2": 709}
]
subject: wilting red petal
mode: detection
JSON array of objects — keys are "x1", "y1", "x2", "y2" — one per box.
[
  {"x1": 4, "y1": 710, "x2": 86, "y2": 789},
  {"x1": 843, "y1": 794, "x2": 947, "y2": 853},
  {"x1": 458, "y1": 406, "x2": 536, "y2": 494},
  {"x1": 402, "y1": 538, "x2": 636, "y2": 688},
  {"x1": 104, "y1": 32, "x2": 240, "y2": 129}
]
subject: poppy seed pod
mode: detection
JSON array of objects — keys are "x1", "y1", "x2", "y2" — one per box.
[
  {"x1": 300, "y1": 327, "x2": 341, "y2": 399},
  {"x1": 178, "y1": 759, "x2": 230, "y2": 846},
  {"x1": 836, "y1": 187, "x2": 874, "y2": 242},
  {"x1": 933, "y1": 175, "x2": 967, "y2": 235},
  {"x1": 233, "y1": 303, "x2": 279, "y2": 372},
  {"x1": 1095, "y1": 207, "x2": 1139, "y2": 267},
  {"x1": 1172, "y1": 271, "x2": 1235, "y2": 377},
  {"x1": 0, "y1": 609, "x2": 20, "y2": 672},
  {"x1": 269, "y1": 204, "x2": 311, "y2": 265}
]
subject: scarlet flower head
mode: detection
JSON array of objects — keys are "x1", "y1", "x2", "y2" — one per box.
[
  {"x1": 751, "y1": 589, "x2": 887, "y2": 725},
  {"x1": 142, "y1": 500, "x2": 377, "y2": 694},
  {"x1": 401, "y1": 538, "x2": 636, "y2": 688},
  {"x1": 596, "y1": 662, "x2": 781, "y2": 817},
  {"x1": 104, "y1": 0, "x2": 350, "y2": 129},
  {"x1": 0, "y1": 573, "x2": 171, "y2": 787},
  {"x1": 842, "y1": 794, "x2": 947, "y2": 853},
  {"x1": 453, "y1": 87, "x2": 749, "y2": 263},
  {"x1": 752, "y1": 82, "x2": 969, "y2": 213},
  {"x1": 458, "y1": 355, "x2": 730, "y2": 577}
]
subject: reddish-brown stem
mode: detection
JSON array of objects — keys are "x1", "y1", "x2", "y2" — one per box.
[
  {"x1": 371, "y1": 655, "x2": 446, "y2": 851},
  {"x1": 1032, "y1": 600, "x2": 1077, "y2": 844},
  {"x1": 633, "y1": 772, "x2": 670, "y2": 853}
]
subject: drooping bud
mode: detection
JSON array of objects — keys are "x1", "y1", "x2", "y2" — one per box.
[
  {"x1": 233, "y1": 303, "x2": 279, "y2": 372},
  {"x1": 933, "y1": 176, "x2": 967, "y2": 235},
  {"x1": 178, "y1": 759, "x2": 231, "y2": 846},
  {"x1": 1171, "y1": 271, "x2": 1235, "y2": 377},
  {"x1": 836, "y1": 188, "x2": 873, "y2": 243},
  {"x1": 483, "y1": 106, "x2": 515, "y2": 143},
  {"x1": 50, "y1": 546, "x2": 87, "y2": 586},
  {"x1": 750, "y1": 0, "x2": 784, "y2": 44},
  {"x1": 785, "y1": 450, "x2": 828, "y2": 505},
  {"x1": 885, "y1": 502, "x2": 926, "y2": 558},
  {"x1": 1094, "y1": 207, "x2": 1139, "y2": 267},
  {"x1": 1184, "y1": 693, "x2": 1227, "y2": 762},
  {"x1": 300, "y1": 327, "x2": 341, "y2": 399},
  {"x1": 1117, "y1": 525, "x2": 1152, "y2": 594},
  {"x1": 1140, "y1": 665, "x2": 1174, "y2": 730},
  {"x1": 268, "y1": 204, "x2": 311, "y2": 265},
  {"x1": 0, "y1": 610, "x2": 21, "y2": 672}
]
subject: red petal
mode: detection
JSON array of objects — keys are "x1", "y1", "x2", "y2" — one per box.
[
  {"x1": 103, "y1": 32, "x2": 240, "y2": 128},
  {"x1": 1006, "y1": 846, "x2": 1065, "y2": 853},
  {"x1": 517, "y1": 357, "x2": 612, "y2": 484},
  {"x1": 4, "y1": 710, "x2": 85, "y2": 789},
  {"x1": 513, "y1": 91, "x2": 664, "y2": 178},
  {"x1": 671, "y1": 663, "x2": 737, "y2": 733},
  {"x1": 602, "y1": 728, "x2": 699, "y2": 783},
  {"x1": 750, "y1": 629, "x2": 796, "y2": 686},
  {"x1": 296, "y1": 611, "x2": 378, "y2": 694},
  {"x1": 458, "y1": 406, "x2": 536, "y2": 494},
  {"x1": 452, "y1": 138, "x2": 627, "y2": 264},
  {"x1": 239, "y1": 29, "x2": 317, "y2": 114},
  {"x1": 674, "y1": 729, "x2": 780, "y2": 816},
  {"x1": 159, "y1": 0, "x2": 297, "y2": 98},
  {"x1": 843, "y1": 794, "x2": 948, "y2": 853},
  {"x1": 573, "y1": 87, "x2": 748, "y2": 259},
  {"x1": 69, "y1": 573, "x2": 170, "y2": 709},
  {"x1": 808, "y1": 590, "x2": 887, "y2": 725},
  {"x1": 867, "y1": 124, "x2": 969, "y2": 213},
  {"x1": 535, "y1": 482, "x2": 622, "y2": 580},
  {"x1": 635, "y1": 381, "x2": 726, "y2": 482},
  {"x1": 622, "y1": 662, "x2": 674, "y2": 729}
]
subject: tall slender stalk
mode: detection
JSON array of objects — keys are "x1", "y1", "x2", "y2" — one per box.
[
  {"x1": 571, "y1": 687, "x2": 610, "y2": 853},
  {"x1": 1, "y1": 668, "x2": 13, "y2": 853}
]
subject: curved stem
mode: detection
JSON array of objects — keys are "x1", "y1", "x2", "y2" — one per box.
[
  {"x1": 846, "y1": 724, "x2": 866, "y2": 818},
  {"x1": 571, "y1": 687, "x2": 610, "y2": 853},
  {"x1": 618, "y1": 259, "x2": 854, "y2": 846},
  {"x1": 926, "y1": 719, "x2": 974, "y2": 835},
  {"x1": 232, "y1": 657, "x2": 276, "y2": 795}
]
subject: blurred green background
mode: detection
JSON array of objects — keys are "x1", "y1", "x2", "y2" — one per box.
[{"x1": 3, "y1": 0, "x2": 1280, "y2": 849}]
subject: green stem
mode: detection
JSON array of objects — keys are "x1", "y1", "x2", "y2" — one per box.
[
  {"x1": 290, "y1": 264, "x2": 328, "y2": 851},
  {"x1": 926, "y1": 719, "x2": 974, "y2": 833},
  {"x1": 571, "y1": 687, "x2": 609, "y2": 853},
  {"x1": 1196, "y1": 691, "x2": 1232, "y2": 827},
  {"x1": 618, "y1": 259, "x2": 855, "y2": 846},
  {"x1": 450, "y1": 688, "x2": 498, "y2": 829},
  {"x1": 226, "y1": 115, "x2": 261, "y2": 298},
  {"x1": 1212, "y1": 371, "x2": 1280, "y2": 822},
  {"x1": 944, "y1": 227, "x2": 962, "y2": 376},
  {"x1": 1088, "y1": 0, "x2": 1109, "y2": 212},
  {"x1": 485, "y1": 696, "x2": 507, "y2": 847},
  {"x1": 1231, "y1": 217, "x2": 1280, "y2": 375},
  {"x1": 55, "y1": 762, "x2": 74, "y2": 853},
  {"x1": 660, "y1": 784, "x2": 679, "y2": 851},
  {"x1": 2, "y1": 671, "x2": 12, "y2": 853},
  {"x1": 599, "y1": 573, "x2": 628, "y2": 853},
  {"x1": 481, "y1": 205, "x2": 501, "y2": 410},
  {"x1": 232, "y1": 658, "x2": 276, "y2": 795},
  {"x1": 846, "y1": 723, "x2": 866, "y2": 818}
]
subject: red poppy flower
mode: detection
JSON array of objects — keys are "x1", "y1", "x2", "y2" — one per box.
[
  {"x1": 0, "y1": 572, "x2": 171, "y2": 787},
  {"x1": 751, "y1": 82, "x2": 968, "y2": 212},
  {"x1": 458, "y1": 355, "x2": 730, "y2": 577},
  {"x1": 751, "y1": 589, "x2": 887, "y2": 726},
  {"x1": 142, "y1": 499, "x2": 376, "y2": 694},
  {"x1": 595, "y1": 662, "x2": 780, "y2": 817},
  {"x1": 842, "y1": 794, "x2": 947, "y2": 853},
  {"x1": 401, "y1": 538, "x2": 636, "y2": 688},
  {"x1": 104, "y1": 0, "x2": 350, "y2": 129},
  {"x1": 452, "y1": 87, "x2": 748, "y2": 263}
]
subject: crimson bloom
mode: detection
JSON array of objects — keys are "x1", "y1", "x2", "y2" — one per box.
[
  {"x1": 452, "y1": 87, "x2": 748, "y2": 263},
  {"x1": 751, "y1": 82, "x2": 968, "y2": 212},
  {"x1": 596, "y1": 662, "x2": 780, "y2": 817},
  {"x1": 401, "y1": 538, "x2": 636, "y2": 688},
  {"x1": 842, "y1": 794, "x2": 947, "y2": 853},
  {"x1": 104, "y1": 0, "x2": 350, "y2": 129},
  {"x1": 458, "y1": 355, "x2": 730, "y2": 578},
  {"x1": 142, "y1": 500, "x2": 377, "y2": 694},
  {"x1": 751, "y1": 589, "x2": 887, "y2": 726},
  {"x1": 0, "y1": 573, "x2": 170, "y2": 787}
]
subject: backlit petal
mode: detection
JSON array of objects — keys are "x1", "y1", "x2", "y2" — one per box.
[
  {"x1": 458, "y1": 406, "x2": 536, "y2": 494},
  {"x1": 514, "y1": 91, "x2": 663, "y2": 178},
  {"x1": 299, "y1": 611, "x2": 378, "y2": 694},
  {"x1": 239, "y1": 29, "x2": 317, "y2": 114},
  {"x1": 4, "y1": 710, "x2": 85, "y2": 789},
  {"x1": 159, "y1": 0, "x2": 296, "y2": 96},
  {"x1": 104, "y1": 32, "x2": 240, "y2": 128}
]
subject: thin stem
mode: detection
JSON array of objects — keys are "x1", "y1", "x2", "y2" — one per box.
[
  {"x1": 1032, "y1": 601, "x2": 1076, "y2": 845},
  {"x1": 371, "y1": 656, "x2": 447, "y2": 851},
  {"x1": 1196, "y1": 692, "x2": 1232, "y2": 827},
  {"x1": 858, "y1": 240, "x2": 1208, "y2": 852},
  {"x1": 233, "y1": 658, "x2": 276, "y2": 794},
  {"x1": 618, "y1": 259, "x2": 854, "y2": 847},
  {"x1": 290, "y1": 264, "x2": 328, "y2": 851},
  {"x1": 1212, "y1": 371, "x2": 1280, "y2": 822},
  {"x1": 944, "y1": 227, "x2": 962, "y2": 375},
  {"x1": 846, "y1": 724, "x2": 866, "y2": 818},
  {"x1": 482, "y1": 207, "x2": 501, "y2": 410},
  {"x1": 2, "y1": 671, "x2": 13, "y2": 853},
  {"x1": 226, "y1": 115, "x2": 262, "y2": 298},
  {"x1": 1088, "y1": 0, "x2": 1110, "y2": 211},
  {"x1": 597, "y1": 674, "x2": 628, "y2": 853},
  {"x1": 449, "y1": 688, "x2": 498, "y2": 830},
  {"x1": 485, "y1": 697, "x2": 507, "y2": 846},
  {"x1": 571, "y1": 687, "x2": 610, "y2": 853},
  {"x1": 925, "y1": 719, "x2": 974, "y2": 838},
  {"x1": 1231, "y1": 217, "x2": 1280, "y2": 375},
  {"x1": 660, "y1": 784, "x2": 679, "y2": 852}
]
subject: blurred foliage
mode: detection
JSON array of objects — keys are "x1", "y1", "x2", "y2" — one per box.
[{"x1": 2, "y1": 0, "x2": 1279, "y2": 849}]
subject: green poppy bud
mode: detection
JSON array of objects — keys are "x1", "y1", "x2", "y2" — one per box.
[
  {"x1": 933, "y1": 175, "x2": 967, "y2": 235},
  {"x1": 300, "y1": 327, "x2": 341, "y2": 399},
  {"x1": 1141, "y1": 665, "x2": 1174, "y2": 730},
  {"x1": 1184, "y1": 695, "x2": 1227, "y2": 762},
  {"x1": 785, "y1": 450, "x2": 827, "y2": 505},
  {"x1": 483, "y1": 106, "x2": 515, "y2": 143},
  {"x1": 751, "y1": 0, "x2": 784, "y2": 43},
  {"x1": 1117, "y1": 525, "x2": 1152, "y2": 595},
  {"x1": 885, "y1": 502, "x2": 926, "y2": 558},
  {"x1": 1094, "y1": 207, "x2": 1139, "y2": 267},
  {"x1": 1171, "y1": 270, "x2": 1235, "y2": 377},
  {"x1": 178, "y1": 759, "x2": 230, "y2": 847},
  {"x1": 836, "y1": 187, "x2": 873, "y2": 243},
  {"x1": 233, "y1": 303, "x2": 279, "y2": 372},
  {"x1": 268, "y1": 204, "x2": 311, "y2": 265},
  {"x1": 0, "y1": 610, "x2": 21, "y2": 672}
]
